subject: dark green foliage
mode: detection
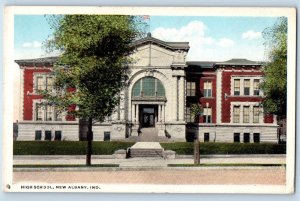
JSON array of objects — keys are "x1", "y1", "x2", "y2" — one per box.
[
  {"x1": 261, "y1": 17, "x2": 287, "y2": 117},
  {"x1": 14, "y1": 141, "x2": 285, "y2": 155},
  {"x1": 14, "y1": 141, "x2": 134, "y2": 155},
  {"x1": 44, "y1": 15, "x2": 143, "y2": 122},
  {"x1": 160, "y1": 142, "x2": 286, "y2": 155}
]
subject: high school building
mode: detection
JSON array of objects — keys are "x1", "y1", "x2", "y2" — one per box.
[{"x1": 15, "y1": 34, "x2": 278, "y2": 143}]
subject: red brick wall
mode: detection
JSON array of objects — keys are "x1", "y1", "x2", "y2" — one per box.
[
  {"x1": 198, "y1": 73, "x2": 216, "y2": 123},
  {"x1": 221, "y1": 69, "x2": 273, "y2": 123},
  {"x1": 23, "y1": 68, "x2": 51, "y2": 120}
]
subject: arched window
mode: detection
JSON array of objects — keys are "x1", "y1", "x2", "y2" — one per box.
[{"x1": 132, "y1": 77, "x2": 165, "y2": 97}]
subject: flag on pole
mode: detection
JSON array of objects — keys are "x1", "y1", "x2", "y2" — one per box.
[
  {"x1": 142, "y1": 15, "x2": 151, "y2": 34},
  {"x1": 143, "y1": 15, "x2": 150, "y2": 20}
]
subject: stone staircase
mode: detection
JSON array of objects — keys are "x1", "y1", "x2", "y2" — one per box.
[{"x1": 128, "y1": 142, "x2": 164, "y2": 158}]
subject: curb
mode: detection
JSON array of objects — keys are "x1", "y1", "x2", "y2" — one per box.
[{"x1": 13, "y1": 165, "x2": 286, "y2": 172}]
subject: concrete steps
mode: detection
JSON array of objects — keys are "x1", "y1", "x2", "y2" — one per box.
[{"x1": 128, "y1": 142, "x2": 164, "y2": 158}]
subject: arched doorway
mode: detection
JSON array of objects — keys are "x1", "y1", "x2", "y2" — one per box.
[{"x1": 131, "y1": 76, "x2": 166, "y2": 129}]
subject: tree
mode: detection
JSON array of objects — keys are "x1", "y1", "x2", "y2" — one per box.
[
  {"x1": 261, "y1": 17, "x2": 287, "y2": 119},
  {"x1": 44, "y1": 15, "x2": 142, "y2": 165},
  {"x1": 190, "y1": 103, "x2": 203, "y2": 164}
]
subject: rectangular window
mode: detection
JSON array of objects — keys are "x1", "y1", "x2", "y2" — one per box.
[
  {"x1": 36, "y1": 76, "x2": 44, "y2": 91},
  {"x1": 187, "y1": 82, "x2": 196, "y2": 96},
  {"x1": 244, "y1": 133, "x2": 250, "y2": 143},
  {"x1": 186, "y1": 106, "x2": 196, "y2": 123},
  {"x1": 54, "y1": 131, "x2": 62, "y2": 141},
  {"x1": 35, "y1": 130, "x2": 42, "y2": 140},
  {"x1": 233, "y1": 106, "x2": 240, "y2": 123},
  {"x1": 36, "y1": 103, "x2": 43, "y2": 121},
  {"x1": 254, "y1": 79, "x2": 260, "y2": 95},
  {"x1": 244, "y1": 79, "x2": 250, "y2": 95},
  {"x1": 204, "y1": 133, "x2": 210, "y2": 142},
  {"x1": 204, "y1": 81, "x2": 212, "y2": 97},
  {"x1": 203, "y1": 107, "x2": 212, "y2": 123},
  {"x1": 104, "y1": 131, "x2": 111, "y2": 141},
  {"x1": 54, "y1": 110, "x2": 63, "y2": 121},
  {"x1": 253, "y1": 106, "x2": 260, "y2": 123},
  {"x1": 45, "y1": 130, "x2": 52, "y2": 141},
  {"x1": 253, "y1": 133, "x2": 260, "y2": 143},
  {"x1": 46, "y1": 105, "x2": 53, "y2": 121},
  {"x1": 243, "y1": 106, "x2": 250, "y2": 123},
  {"x1": 46, "y1": 77, "x2": 54, "y2": 91},
  {"x1": 234, "y1": 79, "x2": 240, "y2": 95},
  {"x1": 234, "y1": 133, "x2": 240, "y2": 143}
]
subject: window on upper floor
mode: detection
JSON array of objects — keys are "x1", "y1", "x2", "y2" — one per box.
[
  {"x1": 203, "y1": 107, "x2": 212, "y2": 123},
  {"x1": 232, "y1": 77, "x2": 262, "y2": 96},
  {"x1": 253, "y1": 79, "x2": 260, "y2": 96},
  {"x1": 186, "y1": 106, "x2": 195, "y2": 123},
  {"x1": 187, "y1": 82, "x2": 196, "y2": 96},
  {"x1": 34, "y1": 102, "x2": 63, "y2": 121},
  {"x1": 132, "y1": 77, "x2": 165, "y2": 98},
  {"x1": 243, "y1": 106, "x2": 250, "y2": 123},
  {"x1": 34, "y1": 74, "x2": 54, "y2": 93},
  {"x1": 35, "y1": 103, "x2": 43, "y2": 121},
  {"x1": 234, "y1": 79, "x2": 240, "y2": 95},
  {"x1": 233, "y1": 106, "x2": 240, "y2": 123},
  {"x1": 253, "y1": 106, "x2": 260, "y2": 123},
  {"x1": 244, "y1": 79, "x2": 250, "y2": 95},
  {"x1": 232, "y1": 104, "x2": 262, "y2": 124},
  {"x1": 204, "y1": 81, "x2": 212, "y2": 97}
]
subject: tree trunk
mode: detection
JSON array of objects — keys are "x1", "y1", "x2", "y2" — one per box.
[
  {"x1": 86, "y1": 117, "x2": 93, "y2": 166},
  {"x1": 194, "y1": 134, "x2": 200, "y2": 165}
]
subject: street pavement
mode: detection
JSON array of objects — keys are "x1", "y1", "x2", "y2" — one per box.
[{"x1": 12, "y1": 154, "x2": 287, "y2": 187}]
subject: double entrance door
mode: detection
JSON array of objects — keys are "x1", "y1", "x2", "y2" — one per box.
[{"x1": 140, "y1": 105, "x2": 158, "y2": 128}]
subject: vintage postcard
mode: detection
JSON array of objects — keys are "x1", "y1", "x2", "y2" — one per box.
[{"x1": 3, "y1": 6, "x2": 296, "y2": 193}]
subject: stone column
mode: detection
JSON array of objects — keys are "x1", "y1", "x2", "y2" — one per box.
[
  {"x1": 134, "y1": 104, "x2": 136, "y2": 122},
  {"x1": 158, "y1": 104, "x2": 161, "y2": 122},
  {"x1": 136, "y1": 104, "x2": 139, "y2": 123},
  {"x1": 162, "y1": 105, "x2": 165, "y2": 122},
  {"x1": 178, "y1": 76, "x2": 185, "y2": 121}
]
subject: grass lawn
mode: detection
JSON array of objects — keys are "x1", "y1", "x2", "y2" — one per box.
[
  {"x1": 168, "y1": 163, "x2": 286, "y2": 167},
  {"x1": 13, "y1": 164, "x2": 119, "y2": 168}
]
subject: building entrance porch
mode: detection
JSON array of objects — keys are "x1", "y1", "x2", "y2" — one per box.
[
  {"x1": 140, "y1": 105, "x2": 158, "y2": 128},
  {"x1": 131, "y1": 102, "x2": 166, "y2": 139}
]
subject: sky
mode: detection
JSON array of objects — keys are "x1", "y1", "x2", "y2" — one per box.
[{"x1": 14, "y1": 15, "x2": 279, "y2": 61}]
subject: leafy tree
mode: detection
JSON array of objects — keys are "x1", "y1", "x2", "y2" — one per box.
[
  {"x1": 190, "y1": 103, "x2": 203, "y2": 164},
  {"x1": 44, "y1": 15, "x2": 142, "y2": 165},
  {"x1": 261, "y1": 17, "x2": 287, "y2": 119}
]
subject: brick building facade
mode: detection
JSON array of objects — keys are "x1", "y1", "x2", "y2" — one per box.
[{"x1": 15, "y1": 35, "x2": 278, "y2": 143}]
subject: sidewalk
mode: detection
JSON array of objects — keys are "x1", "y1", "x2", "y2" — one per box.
[{"x1": 13, "y1": 154, "x2": 286, "y2": 168}]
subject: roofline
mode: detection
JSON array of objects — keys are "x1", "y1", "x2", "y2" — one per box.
[
  {"x1": 132, "y1": 35, "x2": 190, "y2": 51},
  {"x1": 15, "y1": 57, "x2": 58, "y2": 67}
]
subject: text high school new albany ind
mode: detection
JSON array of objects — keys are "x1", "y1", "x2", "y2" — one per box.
[{"x1": 14, "y1": 33, "x2": 283, "y2": 143}]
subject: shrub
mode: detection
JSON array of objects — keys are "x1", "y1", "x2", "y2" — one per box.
[
  {"x1": 13, "y1": 141, "x2": 135, "y2": 155},
  {"x1": 160, "y1": 142, "x2": 286, "y2": 155}
]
